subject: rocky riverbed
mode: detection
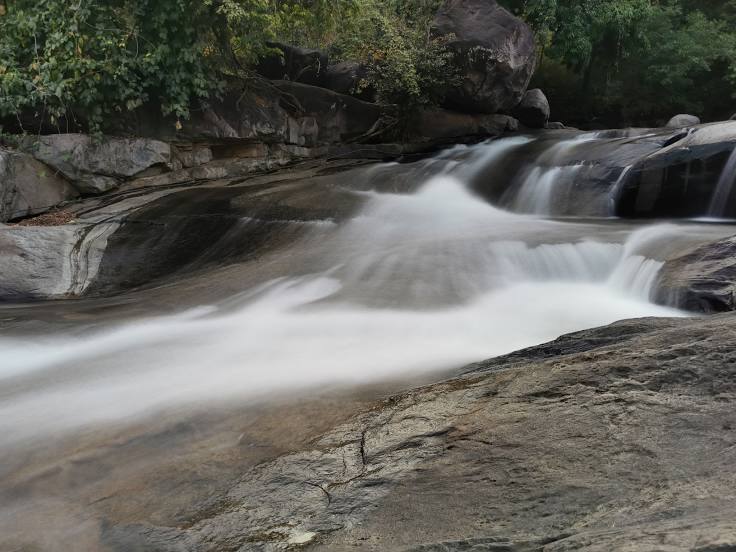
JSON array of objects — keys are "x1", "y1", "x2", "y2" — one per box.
[
  {"x1": 113, "y1": 313, "x2": 736, "y2": 552},
  {"x1": 4, "y1": 98, "x2": 736, "y2": 552},
  {"x1": 4, "y1": 313, "x2": 736, "y2": 551}
]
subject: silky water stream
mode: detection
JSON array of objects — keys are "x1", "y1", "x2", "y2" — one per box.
[{"x1": 2, "y1": 133, "x2": 736, "y2": 551}]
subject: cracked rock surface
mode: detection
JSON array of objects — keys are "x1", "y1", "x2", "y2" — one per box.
[{"x1": 97, "y1": 314, "x2": 736, "y2": 551}]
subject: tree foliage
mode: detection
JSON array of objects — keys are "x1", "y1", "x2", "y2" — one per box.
[
  {"x1": 501, "y1": 0, "x2": 736, "y2": 125},
  {"x1": 329, "y1": 0, "x2": 457, "y2": 109},
  {"x1": 1, "y1": 0, "x2": 734, "y2": 130},
  {"x1": 0, "y1": 0, "x2": 362, "y2": 132},
  {"x1": 0, "y1": 0, "x2": 223, "y2": 132}
]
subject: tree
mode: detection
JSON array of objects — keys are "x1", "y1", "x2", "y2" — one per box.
[{"x1": 501, "y1": 0, "x2": 736, "y2": 125}]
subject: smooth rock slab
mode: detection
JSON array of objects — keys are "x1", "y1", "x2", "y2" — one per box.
[
  {"x1": 102, "y1": 315, "x2": 736, "y2": 551},
  {"x1": 0, "y1": 222, "x2": 117, "y2": 300}
]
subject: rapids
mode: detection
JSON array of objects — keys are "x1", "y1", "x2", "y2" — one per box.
[{"x1": 4, "y1": 134, "x2": 732, "y2": 451}]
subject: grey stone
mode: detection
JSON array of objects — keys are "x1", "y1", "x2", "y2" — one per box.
[
  {"x1": 0, "y1": 148, "x2": 78, "y2": 222},
  {"x1": 513, "y1": 88, "x2": 550, "y2": 128},
  {"x1": 0, "y1": 222, "x2": 118, "y2": 299},
  {"x1": 100, "y1": 314, "x2": 736, "y2": 551},
  {"x1": 657, "y1": 235, "x2": 736, "y2": 312},
  {"x1": 431, "y1": 0, "x2": 537, "y2": 114},
  {"x1": 324, "y1": 61, "x2": 375, "y2": 101},
  {"x1": 28, "y1": 134, "x2": 174, "y2": 194},
  {"x1": 407, "y1": 109, "x2": 518, "y2": 142},
  {"x1": 172, "y1": 145, "x2": 213, "y2": 168},
  {"x1": 635, "y1": 121, "x2": 736, "y2": 170},
  {"x1": 273, "y1": 80, "x2": 383, "y2": 144},
  {"x1": 666, "y1": 113, "x2": 701, "y2": 128}
]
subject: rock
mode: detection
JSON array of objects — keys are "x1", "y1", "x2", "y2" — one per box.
[
  {"x1": 102, "y1": 313, "x2": 736, "y2": 550},
  {"x1": 121, "y1": 82, "x2": 373, "y2": 148},
  {"x1": 545, "y1": 121, "x2": 566, "y2": 130},
  {"x1": 656, "y1": 235, "x2": 736, "y2": 312},
  {"x1": 0, "y1": 222, "x2": 119, "y2": 299},
  {"x1": 407, "y1": 109, "x2": 518, "y2": 143},
  {"x1": 27, "y1": 134, "x2": 174, "y2": 194},
  {"x1": 513, "y1": 88, "x2": 550, "y2": 128},
  {"x1": 256, "y1": 42, "x2": 328, "y2": 86},
  {"x1": 634, "y1": 121, "x2": 736, "y2": 170},
  {"x1": 431, "y1": 0, "x2": 536, "y2": 114},
  {"x1": 666, "y1": 113, "x2": 701, "y2": 128},
  {"x1": 172, "y1": 145, "x2": 213, "y2": 168},
  {"x1": 104, "y1": 83, "x2": 296, "y2": 145},
  {"x1": 731, "y1": 113, "x2": 736, "y2": 121},
  {"x1": 0, "y1": 148, "x2": 78, "y2": 222},
  {"x1": 324, "y1": 61, "x2": 375, "y2": 102},
  {"x1": 273, "y1": 81, "x2": 383, "y2": 144}
]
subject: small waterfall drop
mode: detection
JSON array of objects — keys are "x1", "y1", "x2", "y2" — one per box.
[
  {"x1": 502, "y1": 134, "x2": 604, "y2": 216},
  {"x1": 2, "y1": 132, "x2": 716, "y2": 449},
  {"x1": 708, "y1": 146, "x2": 736, "y2": 218}
]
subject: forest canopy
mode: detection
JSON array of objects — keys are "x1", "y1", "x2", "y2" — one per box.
[
  {"x1": 500, "y1": 0, "x2": 736, "y2": 125},
  {"x1": 0, "y1": 0, "x2": 734, "y2": 131}
]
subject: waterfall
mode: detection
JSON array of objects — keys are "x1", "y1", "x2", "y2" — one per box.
[
  {"x1": 708, "y1": 146, "x2": 736, "y2": 218},
  {"x1": 499, "y1": 134, "x2": 608, "y2": 216},
  {"x1": 0, "y1": 156, "x2": 691, "y2": 447},
  {"x1": 512, "y1": 165, "x2": 585, "y2": 215},
  {"x1": 608, "y1": 165, "x2": 633, "y2": 215},
  {"x1": 5, "y1": 134, "x2": 721, "y2": 451}
]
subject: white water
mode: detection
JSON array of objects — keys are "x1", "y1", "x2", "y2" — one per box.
[
  {"x1": 709, "y1": 146, "x2": 736, "y2": 217},
  {"x1": 503, "y1": 133, "x2": 605, "y2": 216},
  {"x1": 0, "y1": 137, "x2": 692, "y2": 449}
]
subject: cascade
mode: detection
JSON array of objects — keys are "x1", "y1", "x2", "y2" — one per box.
[
  {"x1": 0, "y1": 138, "x2": 696, "y2": 447},
  {"x1": 708, "y1": 146, "x2": 736, "y2": 218}
]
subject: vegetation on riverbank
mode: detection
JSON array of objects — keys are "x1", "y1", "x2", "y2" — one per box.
[
  {"x1": 1, "y1": 0, "x2": 734, "y2": 131},
  {"x1": 502, "y1": 0, "x2": 736, "y2": 126}
]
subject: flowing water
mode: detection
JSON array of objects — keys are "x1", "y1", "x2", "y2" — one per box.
[
  {"x1": 2, "y1": 134, "x2": 731, "y2": 449},
  {"x1": 2, "y1": 134, "x2": 736, "y2": 549},
  {"x1": 709, "y1": 145, "x2": 736, "y2": 217}
]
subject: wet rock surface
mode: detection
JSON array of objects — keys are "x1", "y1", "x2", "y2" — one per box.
[
  {"x1": 89, "y1": 313, "x2": 736, "y2": 551},
  {"x1": 4, "y1": 129, "x2": 736, "y2": 552},
  {"x1": 657, "y1": 234, "x2": 736, "y2": 312}
]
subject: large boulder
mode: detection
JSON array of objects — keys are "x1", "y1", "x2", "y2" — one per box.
[
  {"x1": 431, "y1": 0, "x2": 536, "y2": 114},
  {"x1": 27, "y1": 134, "x2": 175, "y2": 194},
  {"x1": 273, "y1": 81, "x2": 383, "y2": 144},
  {"x1": 324, "y1": 61, "x2": 376, "y2": 102},
  {"x1": 513, "y1": 88, "x2": 550, "y2": 128},
  {"x1": 635, "y1": 121, "x2": 736, "y2": 170},
  {"x1": 666, "y1": 114, "x2": 701, "y2": 128},
  {"x1": 407, "y1": 109, "x2": 518, "y2": 143},
  {"x1": 0, "y1": 148, "x2": 78, "y2": 222},
  {"x1": 256, "y1": 42, "x2": 328, "y2": 86}
]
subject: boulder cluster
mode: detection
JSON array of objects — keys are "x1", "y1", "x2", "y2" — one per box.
[{"x1": 255, "y1": 0, "x2": 551, "y2": 130}]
